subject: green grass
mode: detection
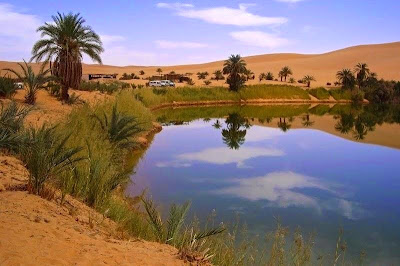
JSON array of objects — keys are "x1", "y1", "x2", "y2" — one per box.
[
  {"x1": 79, "y1": 80, "x2": 130, "y2": 94},
  {"x1": 308, "y1": 87, "x2": 331, "y2": 100},
  {"x1": 329, "y1": 89, "x2": 352, "y2": 100},
  {"x1": 134, "y1": 84, "x2": 310, "y2": 108}
]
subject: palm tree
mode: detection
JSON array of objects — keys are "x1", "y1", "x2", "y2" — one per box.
[
  {"x1": 156, "y1": 68, "x2": 163, "y2": 78},
  {"x1": 3, "y1": 61, "x2": 52, "y2": 104},
  {"x1": 277, "y1": 117, "x2": 291, "y2": 132},
  {"x1": 222, "y1": 113, "x2": 249, "y2": 149},
  {"x1": 354, "y1": 63, "x2": 370, "y2": 89},
  {"x1": 213, "y1": 70, "x2": 224, "y2": 81},
  {"x1": 212, "y1": 120, "x2": 222, "y2": 129},
  {"x1": 280, "y1": 66, "x2": 293, "y2": 82},
  {"x1": 266, "y1": 72, "x2": 274, "y2": 81},
  {"x1": 223, "y1": 55, "x2": 247, "y2": 92},
  {"x1": 259, "y1": 73, "x2": 266, "y2": 82},
  {"x1": 336, "y1": 69, "x2": 356, "y2": 90},
  {"x1": 302, "y1": 114, "x2": 314, "y2": 127},
  {"x1": 278, "y1": 71, "x2": 284, "y2": 82},
  {"x1": 244, "y1": 69, "x2": 254, "y2": 81},
  {"x1": 303, "y1": 75, "x2": 316, "y2": 87},
  {"x1": 31, "y1": 12, "x2": 103, "y2": 101}
]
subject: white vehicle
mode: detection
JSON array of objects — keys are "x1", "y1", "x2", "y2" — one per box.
[
  {"x1": 14, "y1": 82, "x2": 23, "y2": 89},
  {"x1": 161, "y1": 80, "x2": 175, "y2": 87},
  {"x1": 149, "y1": 80, "x2": 162, "y2": 87}
]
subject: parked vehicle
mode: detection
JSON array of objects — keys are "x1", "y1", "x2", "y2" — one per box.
[
  {"x1": 161, "y1": 80, "x2": 175, "y2": 87},
  {"x1": 14, "y1": 82, "x2": 23, "y2": 89},
  {"x1": 149, "y1": 80, "x2": 162, "y2": 87}
]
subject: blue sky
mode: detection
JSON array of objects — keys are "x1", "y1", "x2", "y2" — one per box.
[{"x1": 1, "y1": 0, "x2": 399, "y2": 66}]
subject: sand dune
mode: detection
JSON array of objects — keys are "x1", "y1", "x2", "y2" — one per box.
[{"x1": 1, "y1": 42, "x2": 399, "y2": 87}]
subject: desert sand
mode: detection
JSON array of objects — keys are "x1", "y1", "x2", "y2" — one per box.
[{"x1": 1, "y1": 42, "x2": 399, "y2": 87}]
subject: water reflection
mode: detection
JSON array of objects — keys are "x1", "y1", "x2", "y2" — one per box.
[
  {"x1": 222, "y1": 113, "x2": 250, "y2": 149},
  {"x1": 155, "y1": 104, "x2": 400, "y2": 148}
]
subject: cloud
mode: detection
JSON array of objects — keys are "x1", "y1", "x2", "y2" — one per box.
[
  {"x1": 156, "y1": 2, "x2": 194, "y2": 9},
  {"x1": 157, "y1": 3, "x2": 288, "y2": 26},
  {"x1": 176, "y1": 146, "x2": 284, "y2": 168},
  {"x1": 155, "y1": 40, "x2": 210, "y2": 49},
  {"x1": 213, "y1": 171, "x2": 366, "y2": 220},
  {"x1": 244, "y1": 127, "x2": 284, "y2": 142},
  {"x1": 0, "y1": 3, "x2": 41, "y2": 60},
  {"x1": 230, "y1": 31, "x2": 289, "y2": 48},
  {"x1": 100, "y1": 34, "x2": 126, "y2": 45},
  {"x1": 275, "y1": 0, "x2": 305, "y2": 3}
]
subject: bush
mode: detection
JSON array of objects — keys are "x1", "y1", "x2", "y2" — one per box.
[
  {"x1": 365, "y1": 80, "x2": 395, "y2": 104},
  {"x1": 298, "y1": 80, "x2": 304, "y2": 84},
  {"x1": 329, "y1": 89, "x2": 352, "y2": 100},
  {"x1": 289, "y1": 78, "x2": 296, "y2": 84},
  {"x1": 204, "y1": 80, "x2": 212, "y2": 86},
  {"x1": 79, "y1": 80, "x2": 130, "y2": 94},
  {"x1": 351, "y1": 90, "x2": 365, "y2": 104},
  {"x1": 0, "y1": 75, "x2": 17, "y2": 98},
  {"x1": 326, "y1": 82, "x2": 332, "y2": 86},
  {"x1": 308, "y1": 87, "x2": 331, "y2": 100},
  {"x1": 20, "y1": 126, "x2": 82, "y2": 195},
  {"x1": 266, "y1": 72, "x2": 274, "y2": 80}
]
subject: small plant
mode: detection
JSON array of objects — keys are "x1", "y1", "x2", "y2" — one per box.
[
  {"x1": 213, "y1": 70, "x2": 225, "y2": 81},
  {"x1": 64, "y1": 92, "x2": 83, "y2": 105},
  {"x1": 138, "y1": 84, "x2": 144, "y2": 89},
  {"x1": 204, "y1": 80, "x2": 212, "y2": 86},
  {"x1": 187, "y1": 78, "x2": 195, "y2": 86},
  {"x1": 21, "y1": 125, "x2": 82, "y2": 195},
  {"x1": 92, "y1": 104, "x2": 143, "y2": 150},
  {"x1": 142, "y1": 198, "x2": 225, "y2": 246},
  {"x1": 197, "y1": 72, "x2": 209, "y2": 80},
  {"x1": 289, "y1": 77, "x2": 296, "y2": 84},
  {"x1": 327, "y1": 82, "x2": 332, "y2": 86},
  {"x1": 3, "y1": 60, "x2": 53, "y2": 104},
  {"x1": 259, "y1": 73, "x2": 266, "y2": 81},
  {"x1": 266, "y1": 72, "x2": 274, "y2": 81},
  {"x1": 139, "y1": 70, "x2": 145, "y2": 75},
  {"x1": 0, "y1": 74, "x2": 17, "y2": 98}
]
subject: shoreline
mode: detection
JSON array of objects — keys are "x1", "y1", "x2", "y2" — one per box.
[{"x1": 149, "y1": 98, "x2": 355, "y2": 111}]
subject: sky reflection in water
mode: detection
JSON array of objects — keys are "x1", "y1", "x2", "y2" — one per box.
[{"x1": 128, "y1": 105, "x2": 400, "y2": 264}]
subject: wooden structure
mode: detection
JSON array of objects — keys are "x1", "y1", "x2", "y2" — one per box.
[{"x1": 82, "y1": 74, "x2": 118, "y2": 81}]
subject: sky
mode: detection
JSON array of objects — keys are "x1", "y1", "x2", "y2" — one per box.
[{"x1": 0, "y1": 0, "x2": 399, "y2": 66}]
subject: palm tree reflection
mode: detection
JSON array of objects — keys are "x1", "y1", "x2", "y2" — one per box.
[{"x1": 221, "y1": 113, "x2": 250, "y2": 150}]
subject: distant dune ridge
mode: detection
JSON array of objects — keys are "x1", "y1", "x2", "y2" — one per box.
[{"x1": 1, "y1": 42, "x2": 399, "y2": 87}]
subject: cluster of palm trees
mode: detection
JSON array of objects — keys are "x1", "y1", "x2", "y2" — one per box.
[
  {"x1": 278, "y1": 66, "x2": 293, "y2": 82},
  {"x1": 336, "y1": 63, "x2": 375, "y2": 90},
  {"x1": 2, "y1": 12, "x2": 104, "y2": 104}
]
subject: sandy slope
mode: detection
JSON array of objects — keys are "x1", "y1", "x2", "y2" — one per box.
[
  {"x1": 0, "y1": 160, "x2": 185, "y2": 266},
  {"x1": 1, "y1": 42, "x2": 399, "y2": 87},
  {"x1": 0, "y1": 92, "x2": 187, "y2": 266}
]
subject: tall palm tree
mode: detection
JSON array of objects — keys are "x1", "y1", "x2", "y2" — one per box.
[
  {"x1": 221, "y1": 113, "x2": 248, "y2": 149},
  {"x1": 223, "y1": 55, "x2": 247, "y2": 92},
  {"x1": 31, "y1": 12, "x2": 103, "y2": 101},
  {"x1": 336, "y1": 69, "x2": 356, "y2": 90},
  {"x1": 280, "y1": 66, "x2": 293, "y2": 82},
  {"x1": 3, "y1": 61, "x2": 52, "y2": 104},
  {"x1": 303, "y1": 75, "x2": 316, "y2": 88},
  {"x1": 354, "y1": 63, "x2": 370, "y2": 89}
]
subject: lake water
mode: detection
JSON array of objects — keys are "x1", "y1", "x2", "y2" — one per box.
[{"x1": 127, "y1": 104, "x2": 400, "y2": 265}]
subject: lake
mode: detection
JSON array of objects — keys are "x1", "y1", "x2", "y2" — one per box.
[{"x1": 127, "y1": 104, "x2": 400, "y2": 264}]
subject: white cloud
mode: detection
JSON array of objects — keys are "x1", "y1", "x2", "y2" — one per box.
[
  {"x1": 0, "y1": 3, "x2": 41, "y2": 60},
  {"x1": 245, "y1": 127, "x2": 284, "y2": 142},
  {"x1": 213, "y1": 171, "x2": 366, "y2": 220},
  {"x1": 275, "y1": 0, "x2": 305, "y2": 3},
  {"x1": 100, "y1": 34, "x2": 125, "y2": 45},
  {"x1": 156, "y1": 2, "x2": 194, "y2": 9},
  {"x1": 157, "y1": 3, "x2": 288, "y2": 26},
  {"x1": 176, "y1": 146, "x2": 284, "y2": 168},
  {"x1": 155, "y1": 40, "x2": 210, "y2": 49},
  {"x1": 230, "y1": 31, "x2": 289, "y2": 48}
]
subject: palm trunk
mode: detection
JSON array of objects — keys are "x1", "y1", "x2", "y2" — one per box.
[{"x1": 61, "y1": 84, "x2": 69, "y2": 101}]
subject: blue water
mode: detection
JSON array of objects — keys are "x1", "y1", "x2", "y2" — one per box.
[{"x1": 128, "y1": 106, "x2": 400, "y2": 264}]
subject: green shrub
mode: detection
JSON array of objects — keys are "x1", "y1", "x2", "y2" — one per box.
[
  {"x1": 79, "y1": 80, "x2": 130, "y2": 94},
  {"x1": 0, "y1": 75, "x2": 17, "y2": 98},
  {"x1": 308, "y1": 87, "x2": 331, "y2": 100},
  {"x1": 329, "y1": 89, "x2": 352, "y2": 100},
  {"x1": 20, "y1": 126, "x2": 82, "y2": 195}
]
